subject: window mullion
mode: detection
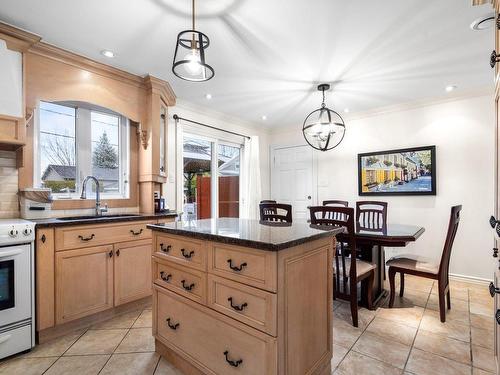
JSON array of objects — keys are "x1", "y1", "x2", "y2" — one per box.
[{"x1": 76, "y1": 108, "x2": 92, "y2": 196}]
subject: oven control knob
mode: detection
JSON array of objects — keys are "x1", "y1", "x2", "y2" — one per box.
[
  {"x1": 23, "y1": 228, "x2": 32, "y2": 236},
  {"x1": 8, "y1": 229, "x2": 18, "y2": 237}
]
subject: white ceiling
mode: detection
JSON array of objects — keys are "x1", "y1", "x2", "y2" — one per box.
[{"x1": 0, "y1": 0, "x2": 494, "y2": 128}]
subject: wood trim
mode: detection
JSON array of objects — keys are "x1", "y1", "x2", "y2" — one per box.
[
  {"x1": 29, "y1": 42, "x2": 146, "y2": 89},
  {"x1": 144, "y1": 75, "x2": 176, "y2": 107},
  {"x1": 0, "y1": 22, "x2": 41, "y2": 52},
  {"x1": 36, "y1": 228, "x2": 55, "y2": 331}
]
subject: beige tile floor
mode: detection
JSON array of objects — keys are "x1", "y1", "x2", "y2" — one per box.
[{"x1": 0, "y1": 275, "x2": 495, "y2": 374}]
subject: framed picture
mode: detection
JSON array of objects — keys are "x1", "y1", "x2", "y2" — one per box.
[{"x1": 358, "y1": 145, "x2": 436, "y2": 196}]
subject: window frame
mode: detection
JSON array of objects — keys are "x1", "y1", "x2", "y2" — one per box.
[
  {"x1": 34, "y1": 101, "x2": 130, "y2": 200},
  {"x1": 182, "y1": 131, "x2": 244, "y2": 220}
]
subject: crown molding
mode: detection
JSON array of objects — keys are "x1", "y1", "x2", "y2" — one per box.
[
  {"x1": 144, "y1": 75, "x2": 176, "y2": 106},
  {"x1": 0, "y1": 21, "x2": 41, "y2": 52}
]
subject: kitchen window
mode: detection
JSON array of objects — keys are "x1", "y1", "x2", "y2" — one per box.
[{"x1": 35, "y1": 101, "x2": 130, "y2": 199}]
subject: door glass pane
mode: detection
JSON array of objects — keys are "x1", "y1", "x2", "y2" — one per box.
[
  {"x1": 0, "y1": 260, "x2": 14, "y2": 310},
  {"x1": 91, "y1": 111, "x2": 120, "y2": 194},
  {"x1": 39, "y1": 101, "x2": 76, "y2": 194},
  {"x1": 183, "y1": 137, "x2": 212, "y2": 220},
  {"x1": 218, "y1": 144, "x2": 240, "y2": 218}
]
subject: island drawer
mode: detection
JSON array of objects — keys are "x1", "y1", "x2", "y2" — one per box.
[
  {"x1": 208, "y1": 244, "x2": 277, "y2": 292},
  {"x1": 154, "y1": 234, "x2": 206, "y2": 271},
  {"x1": 207, "y1": 274, "x2": 277, "y2": 336},
  {"x1": 154, "y1": 286, "x2": 277, "y2": 375},
  {"x1": 153, "y1": 257, "x2": 206, "y2": 305},
  {"x1": 55, "y1": 221, "x2": 153, "y2": 251}
]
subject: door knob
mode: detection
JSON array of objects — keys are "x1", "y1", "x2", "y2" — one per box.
[{"x1": 307, "y1": 196, "x2": 311, "y2": 200}]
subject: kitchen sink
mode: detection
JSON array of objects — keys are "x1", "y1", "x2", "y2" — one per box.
[{"x1": 57, "y1": 214, "x2": 142, "y2": 221}]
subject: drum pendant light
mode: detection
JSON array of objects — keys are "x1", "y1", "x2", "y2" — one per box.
[
  {"x1": 172, "y1": 0, "x2": 215, "y2": 82},
  {"x1": 302, "y1": 84, "x2": 346, "y2": 151}
]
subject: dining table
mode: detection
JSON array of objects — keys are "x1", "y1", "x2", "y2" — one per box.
[{"x1": 337, "y1": 223, "x2": 426, "y2": 307}]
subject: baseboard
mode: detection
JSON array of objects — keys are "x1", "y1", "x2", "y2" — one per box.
[{"x1": 449, "y1": 273, "x2": 492, "y2": 285}]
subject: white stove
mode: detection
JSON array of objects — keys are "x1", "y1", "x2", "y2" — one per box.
[{"x1": 0, "y1": 219, "x2": 35, "y2": 358}]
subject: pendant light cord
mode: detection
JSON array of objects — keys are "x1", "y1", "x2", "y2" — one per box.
[
  {"x1": 192, "y1": 0, "x2": 196, "y2": 30},
  {"x1": 321, "y1": 87, "x2": 326, "y2": 108}
]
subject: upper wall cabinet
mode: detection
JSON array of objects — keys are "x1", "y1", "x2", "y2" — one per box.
[{"x1": 0, "y1": 40, "x2": 22, "y2": 118}]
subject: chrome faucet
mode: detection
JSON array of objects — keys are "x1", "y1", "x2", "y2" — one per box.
[{"x1": 80, "y1": 176, "x2": 108, "y2": 216}]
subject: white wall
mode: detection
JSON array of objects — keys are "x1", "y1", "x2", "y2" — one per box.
[
  {"x1": 269, "y1": 95, "x2": 495, "y2": 281},
  {"x1": 164, "y1": 100, "x2": 270, "y2": 213}
]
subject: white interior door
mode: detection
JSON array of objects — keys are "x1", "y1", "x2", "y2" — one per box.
[{"x1": 271, "y1": 145, "x2": 314, "y2": 220}]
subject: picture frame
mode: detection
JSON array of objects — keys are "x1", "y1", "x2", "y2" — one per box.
[{"x1": 358, "y1": 145, "x2": 436, "y2": 196}]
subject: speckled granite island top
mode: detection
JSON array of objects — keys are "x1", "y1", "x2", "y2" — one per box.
[{"x1": 147, "y1": 217, "x2": 344, "y2": 251}]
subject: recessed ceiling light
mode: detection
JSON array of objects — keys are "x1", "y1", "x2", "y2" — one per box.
[
  {"x1": 471, "y1": 13, "x2": 495, "y2": 31},
  {"x1": 101, "y1": 50, "x2": 115, "y2": 58},
  {"x1": 205, "y1": 93, "x2": 212, "y2": 100},
  {"x1": 261, "y1": 115, "x2": 267, "y2": 121},
  {"x1": 344, "y1": 108, "x2": 350, "y2": 113},
  {"x1": 445, "y1": 85, "x2": 457, "y2": 93}
]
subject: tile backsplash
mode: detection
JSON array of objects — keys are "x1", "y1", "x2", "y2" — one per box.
[{"x1": 0, "y1": 151, "x2": 19, "y2": 218}]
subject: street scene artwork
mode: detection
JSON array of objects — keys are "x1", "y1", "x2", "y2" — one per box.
[{"x1": 358, "y1": 146, "x2": 436, "y2": 196}]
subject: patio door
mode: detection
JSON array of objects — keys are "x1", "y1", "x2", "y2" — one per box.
[{"x1": 182, "y1": 134, "x2": 242, "y2": 220}]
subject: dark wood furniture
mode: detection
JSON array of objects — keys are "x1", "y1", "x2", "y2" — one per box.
[
  {"x1": 310, "y1": 206, "x2": 375, "y2": 327},
  {"x1": 387, "y1": 205, "x2": 462, "y2": 322},
  {"x1": 356, "y1": 201, "x2": 388, "y2": 278},
  {"x1": 259, "y1": 202, "x2": 292, "y2": 223},
  {"x1": 323, "y1": 200, "x2": 349, "y2": 220},
  {"x1": 337, "y1": 223, "x2": 425, "y2": 307},
  {"x1": 259, "y1": 200, "x2": 277, "y2": 216}
]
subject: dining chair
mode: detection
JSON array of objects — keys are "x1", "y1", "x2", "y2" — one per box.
[
  {"x1": 356, "y1": 201, "x2": 388, "y2": 278},
  {"x1": 387, "y1": 205, "x2": 462, "y2": 322},
  {"x1": 323, "y1": 200, "x2": 349, "y2": 220},
  {"x1": 259, "y1": 202, "x2": 292, "y2": 223},
  {"x1": 310, "y1": 206, "x2": 376, "y2": 327},
  {"x1": 260, "y1": 200, "x2": 277, "y2": 216}
]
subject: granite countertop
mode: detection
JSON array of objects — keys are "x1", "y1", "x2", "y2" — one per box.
[
  {"x1": 147, "y1": 218, "x2": 344, "y2": 251},
  {"x1": 33, "y1": 211, "x2": 179, "y2": 228}
]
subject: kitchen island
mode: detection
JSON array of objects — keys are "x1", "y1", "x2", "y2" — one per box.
[{"x1": 147, "y1": 218, "x2": 343, "y2": 375}]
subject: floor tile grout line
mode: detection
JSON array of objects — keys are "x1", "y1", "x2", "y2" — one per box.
[{"x1": 401, "y1": 281, "x2": 432, "y2": 373}]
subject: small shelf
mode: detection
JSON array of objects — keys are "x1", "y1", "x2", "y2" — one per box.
[{"x1": 0, "y1": 138, "x2": 25, "y2": 151}]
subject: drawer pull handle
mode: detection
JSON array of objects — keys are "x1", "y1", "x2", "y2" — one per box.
[
  {"x1": 160, "y1": 244, "x2": 172, "y2": 253},
  {"x1": 227, "y1": 259, "x2": 247, "y2": 272},
  {"x1": 160, "y1": 271, "x2": 172, "y2": 282},
  {"x1": 223, "y1": 351, "x2": 243, "y2": 367},
  {"x1": 166, "y1": 318, "x2": 180, "y2": 330},
  {"x1": 78, "y1": 234, "x2": 95, "y2": 242},
  {"x1": 181, "y1": 280, "x2": 195, "y2": 291},
  {"x1": 496, "y1": 310, "x2": 500, "y2": 325},
  {"x1": 181, "y1": 249, "x2": 195, "y2": 259},
  {"x1": 130, "y1": 229, "x2": 143, "y2": 236},
  {"x1": 228, "y1": 297, "x2": 248, "y2": 312},
  {"x1": 490, "y1": 282, "x2": 500, "y2": 297}
]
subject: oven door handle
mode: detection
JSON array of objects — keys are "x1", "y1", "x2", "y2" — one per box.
[
  {"x1": 0, "y1": 334, "x2": 12, "y2": 345},
  {"x1": 0, "y1": 248, "x2": 23, "y2": 258}
]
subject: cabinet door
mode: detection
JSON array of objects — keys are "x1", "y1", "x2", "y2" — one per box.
[
  {"x1": 114, "y1": 240, "x2": 153, "y2": 306},
  {"x1": 36, "y1": 229, "x2": 55, "y2": 331},
  {"x1": 56, "y1": 245, "x2": 113, "y2": 324}
]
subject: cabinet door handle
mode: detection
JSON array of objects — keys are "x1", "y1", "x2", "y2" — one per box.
[
  {"x1": 223, "y1": 351, "x2": 243, "y2": 367},
  {"x1": 116, "y1": 249, "x2": 120, "y2": 257},
  {"x1": 78, "y1": 234, "x2": 95, "y2": 242},
  {"x1": 166, "y1": 318, "x2": 179, "y2": 330},
  {"x1": 489, "y1": 282, "x2": 500, "y2": 297},
  {"x1": 160, "y1": 271, "x2": 172, "y2": 282},
  {"x1": 41, "y1": 234, "x2": 46, "y2": 243},
  {"x1": 130, "y1": 229, "x2": 143, "y2": 236},
  {"x1": 181, "y1": 249, "x2": 194, "y2": 259},
  {"x1": 227, "y1": 259, "x2": 247, "y2": 272},
  {"x1": 108, "y1": 250, "x2": 113, "y2": 258},
  {"x1": 496, "y1": 309, "x2": 500, "y2": 325},
  {"x1": 497, "y1": 14, "x2": 500, "y2": 30},
  {"x1": 160, "y1": 244, "x2": 172, "y2": 253},
  {"x1": 228, "y1": 297, "x2": 248, "y2": 311},
  {"x1": 181, "y1": 280, "x2": 195, "y2": 291}
]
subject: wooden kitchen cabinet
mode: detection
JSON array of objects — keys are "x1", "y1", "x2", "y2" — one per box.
[
  {"x1": 36, "y1": 228, "x2": 55, "y2": 331},
  {"x1": 114, "y1": 239, "x2": 153, "y2": 306},
  {"x1": 55, "y1": 245, "x2": 114, "y2": 324}
]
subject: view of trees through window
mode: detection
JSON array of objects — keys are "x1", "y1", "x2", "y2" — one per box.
[{"x1": 39, "y1": 101, "x2": 125, "y2": 196}]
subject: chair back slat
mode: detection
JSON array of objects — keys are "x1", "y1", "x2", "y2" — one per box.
[
  {"x1": 323, "y1": 200, "x2": 349, "y2": 221},
  {"x1": 438, "y1": 205, "x2": 462, "y2": 284},
  {"x1": 356, "y1": 201, "x2": 388, "y2": 232},
  {"x1": 259, "y1": 203, "x2": 292, "y2": 223}
]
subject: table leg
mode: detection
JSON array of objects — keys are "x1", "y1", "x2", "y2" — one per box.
[{"x1": 359, "y1": 244, "x2": 387, "y2": 308}]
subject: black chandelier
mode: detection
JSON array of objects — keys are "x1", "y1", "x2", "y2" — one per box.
[
  {"x1": 172, "y1": 0, "x2": 214, "y2": 82},
  {"x1": 302, "y1": 84, "x2": 346, "y2": 152}
]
